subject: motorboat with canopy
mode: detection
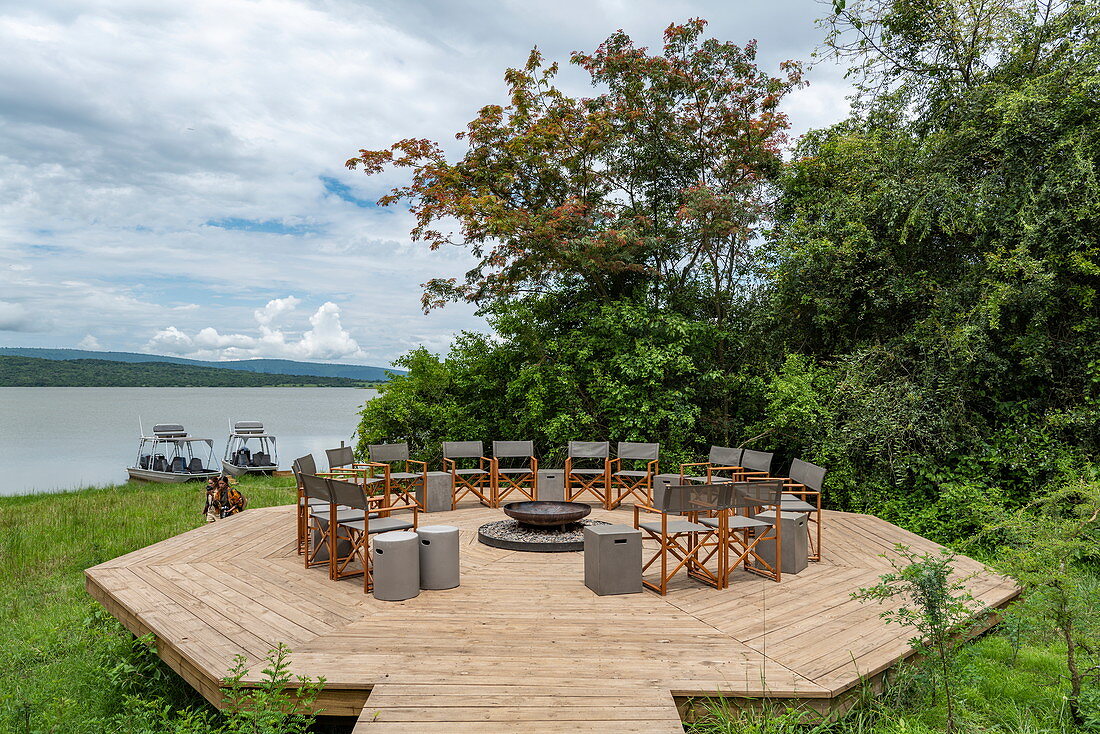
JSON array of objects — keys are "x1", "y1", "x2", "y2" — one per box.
[
  {"x1": 221, "y1": 420, "x2": 278, "y2": 476},
  {"x1": 128, "y1": 424, "x2": 219, "y2": 483}
]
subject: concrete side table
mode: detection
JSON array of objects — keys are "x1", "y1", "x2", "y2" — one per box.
[
  {"x1": 584, "y1": 524, "x2": 642, "y2": 595},
  {"x1": 537, "y1": 469, "x2": 565, "y2": 502},
  {"x1": 372, "y1": 530, "x2": 420, "y2": 601},
  {"x1": 417, "y1": 525, "x2": 460, "y2": 590},
  {"x1": 753, "y1": 510, "x2": 809, "y2": 575},
  {"x1": 421, "y1": 471, "x2": 453, "y2": 513}
]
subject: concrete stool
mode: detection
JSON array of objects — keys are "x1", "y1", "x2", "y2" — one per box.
[
  {"x1": 584, "y1": 524, "x2": 642, "y2": 595},
  {"x1": 372, "y1": 531, "x2": 420, "y2": 601},
  {"x1": 753, "y1": 510, "x2": 809, "y2": 575},
  {"x1": 536, "y1": 469, "x2": 565, "y2": 501},
  {"x1": 417, "y1": 525, "x2": 460, "y2": 590}
]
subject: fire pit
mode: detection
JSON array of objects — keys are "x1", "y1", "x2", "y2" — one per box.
[
  {"x1": 478, "y1": 501, "x2": 606, "y2": 552},
  {"x1": 502, "y1": 501, "x2": 591, "y2": 527}
]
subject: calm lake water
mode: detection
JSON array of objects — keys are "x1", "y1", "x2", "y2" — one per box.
[{"x1": 0, "y1": 387, "x2": 376, "y2": 496}]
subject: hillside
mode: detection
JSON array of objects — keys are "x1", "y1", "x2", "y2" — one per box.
[
  {"x1": 0, "y1": 347, "x2": 402, "y2": 381},
  {"x1": 0, "y1": 356, "x2": 374, "y2": 387}
]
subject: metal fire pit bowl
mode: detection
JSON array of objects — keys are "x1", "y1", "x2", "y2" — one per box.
[{"x1": 502, "y1": 501, "x2": 591, "y2": 527}]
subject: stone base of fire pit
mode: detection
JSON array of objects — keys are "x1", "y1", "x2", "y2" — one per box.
[{"x1": 477, "y1": 519, "x2": 611, "y2": 553}]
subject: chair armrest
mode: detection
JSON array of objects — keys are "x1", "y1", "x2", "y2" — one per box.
[
  {"x1": 647, "y1": 459, "x2": 659, "y2": 474},
  {"x1": 443, "y1": 457, "x2": 456, "y2": 472},
  {"x1": 531, "y1": 456, "x2": 538, "y2": 472},
  {"x1": 609, "y1": 458, "x2": 621, "y2": 470},
  {"x1": 406, "y1": 459, "x2": 427, "y2": 472}
]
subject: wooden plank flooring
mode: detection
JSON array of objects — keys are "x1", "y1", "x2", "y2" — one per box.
[{"x1": 86, "y1": 504, "x2": 1020, "y2": 732}]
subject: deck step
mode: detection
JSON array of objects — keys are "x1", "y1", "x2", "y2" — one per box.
[{"x1": 353, "y1": 681, "x2": 684, "y2": 733}]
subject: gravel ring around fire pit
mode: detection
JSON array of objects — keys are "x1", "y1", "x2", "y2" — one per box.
[{"x1": 477, "y1": 518, "x2": 612, "y2": 553}]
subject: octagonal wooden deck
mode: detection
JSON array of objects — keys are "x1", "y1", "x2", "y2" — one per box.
[{"x1": 85, "y1": 504, "x2": 1019, "y2": 733}]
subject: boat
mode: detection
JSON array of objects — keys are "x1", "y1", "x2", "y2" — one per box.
[
  {"x1": 221, "y1": 420, "x2": 279, "y2": 476},
  {"x1": 128, "y1": 424, "x2": 220, "y2": 483}
]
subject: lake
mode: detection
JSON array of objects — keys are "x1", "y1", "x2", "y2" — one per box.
[{"x1": 0, "y1": 387, "x2": 376, "y2": 496}]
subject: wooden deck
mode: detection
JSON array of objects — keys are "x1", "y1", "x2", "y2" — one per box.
[{"x1": 86, "y1": 504, "x2": 1019, "y2": 732}]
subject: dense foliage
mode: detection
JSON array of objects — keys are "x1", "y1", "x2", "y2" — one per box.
[
  {"x1": 0, "y1": 356, "x2": 375, "y2": 387},
  {"x1": 354, "y1": 7, "x2": 1099, "y2": 540}
]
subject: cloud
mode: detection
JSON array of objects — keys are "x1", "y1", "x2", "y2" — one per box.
[
  {"x1": 0, "y1": 301, "x2": 44, "y2": 332},
  {"x1": 77, "y1": 333, "x2": 101, "y2": 350},
  {"x1": 146, "y1": 297, "x2": 367, "y2": 362}
]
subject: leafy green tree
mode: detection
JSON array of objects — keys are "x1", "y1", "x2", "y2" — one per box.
[
  {"x1": 993, "y1": 476, "x2": 1100, "y2": 725},
  {"x1": 853, "y1": 544, "x2": 982, "y2": 734}
]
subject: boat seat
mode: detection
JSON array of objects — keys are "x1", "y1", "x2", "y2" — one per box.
[
  {"x1": 188, "y1": 458, "x2": 205, "y2": 473},
  {"x1": 169, "y1": 457, "x2": 186, "y2": 473}
]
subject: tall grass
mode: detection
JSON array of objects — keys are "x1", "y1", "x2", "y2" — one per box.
[{"x1": 0, "y1": 476, "x2": 296, "y2": 733}]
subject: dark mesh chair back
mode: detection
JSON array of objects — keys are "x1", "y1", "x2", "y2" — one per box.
[
  {"x1": 152, "y1": 455, "x2": 167, "y2": 472},
  {"x1": 493, "y1": 440, "x2": 535, "y2": 458},
  {"x1": 443, "y1": 441, "x2": 484, "y2": 458},
  {"x1": 370, "y1": 442, "x2": 410, "y2": 462},
  {"x1": 653, "y1": 484, "x2": 734, "y2": 515},
  {"x1": 708, "y1": 445, "x2": 743, "y2": 466},
  {"x1": 301, "y1": 474, "x2": 331, "y2": 503},
  {"x1": 741, "y1": 449, "x2": 774, "y2": 474},
  {"x1": 568, "y1": 441, "x2": 609, "y2": 459},
  {"x1": 188, "y1": 457, "x2": 204, "y2": 472},
  {"x1": 169, "y1": 456, "x2": 186, "y2": 473},
  {"x1": 293, "y1": 454, "x2": 317, "y2": 476},
  {"x1": 790, "y1": 459, "x2": 826, "y2": 492},
  {"x1": 729, "y1": 480, "x2": 784, "y2": 511},
  {"x1": 326, "y1": 446, "x2": 355, "y2": 469},
  {"x1": 328, "y1": 477, "x2": 367, "y2": 510},
  {"x1": 139, "y1": 455, "x2": 150, "y2": 470},
  {"x1": 617, "y1": 442, "x2": 659, "y2": 461}
]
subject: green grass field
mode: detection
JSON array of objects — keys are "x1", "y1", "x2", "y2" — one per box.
[
  {"x1": 0, "y1": 478, "x2": 1094, "y2": 733},
  {"x1": 0, "y1": 475, "x2": 297, "y2": 733}
]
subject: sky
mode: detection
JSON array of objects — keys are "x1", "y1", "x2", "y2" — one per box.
[{"x1": 0, "y1": 0, "x2": 852, "y2": 367}]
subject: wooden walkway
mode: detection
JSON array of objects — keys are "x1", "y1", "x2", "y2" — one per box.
[{"x1": 86, "y1": 504, "x2": 1019, "y2": 732}]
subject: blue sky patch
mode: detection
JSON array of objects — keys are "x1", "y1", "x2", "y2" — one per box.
[
  {"x1": 321, "y1": 176, "x2": 376, "y2": 208},
  {"x1": 206, "y1": 217, "x2": 322, "y2": 236}
]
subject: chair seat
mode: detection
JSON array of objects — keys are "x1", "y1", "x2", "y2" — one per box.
[
  {"x1": 453, "y1": 468, "x2": 487, "y2": 476},
  {"x1": 496, "y1": 468, "x2": 534, "y2": 475},
  {"x1": 569, "y1": 468, "x2": 606, "y2": 475},
  {"x1": 389, "y1": 471, "x2": 423, "y2": 480},
  {"x1": 311, "y1": 508, "x2": 363, "y2": 523},
  {"x1": 614, "y1": 470, "x2": 651, "y2": 478},
  {"x1": 699, "y1": 515, "x2": 772, "y2": 530},
  {"x1": 781, "y1": 494, "x2": 816, "y2": 513},
  {"x1": 639, "y1": 519, "x2": 712, "y2": 534},
  {"x1": 339, "y1": 516, "x2": 415, "y2": 534}
]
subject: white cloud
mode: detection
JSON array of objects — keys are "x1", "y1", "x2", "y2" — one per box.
[
  {"x1": 0, "y1": 300, "x2": 42, "y2": 332},
  {"x1": 77, "y1": 333, "x2": 101, "y2": 350},
  {"x1": 146, "y1": 297, "x2": 367, "y2": 362}
]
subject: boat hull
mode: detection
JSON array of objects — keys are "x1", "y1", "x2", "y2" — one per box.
[
  {"x1": 221, "y1": 460, "x2": 276, "y2": 476},
  {"x1": 127, "y1": 468, "x2": 220, "y2": 484}
]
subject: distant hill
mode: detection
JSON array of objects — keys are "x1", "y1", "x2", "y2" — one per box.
[
  {"x1": 0, "y1": 347, "x2": 402, "y2": 381},
  {"x1": 0, "y1": 356, "x2": 376, "y2": 388}
]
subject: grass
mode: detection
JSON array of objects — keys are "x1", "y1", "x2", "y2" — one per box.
[
  {"x1": 0, "y1": 475, "x2": 296, "y2": 733},
  {"x1": 688, "y1": 631, "x2": 1096, "y2": 734}
]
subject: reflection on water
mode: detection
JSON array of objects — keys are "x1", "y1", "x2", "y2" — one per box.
[{"x1": 0, "y1": 387, "x2": 376, "y2": 496}]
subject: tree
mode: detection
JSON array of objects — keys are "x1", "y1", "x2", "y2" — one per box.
[
  {"x1": 853, "y1": 544, "x2": 982, "y2": 734},
  {"x1": 347, "y1": 19, "x2": 803, "y2": 318},
  {"x1": 993, "y1": 477, "x2": 1100, "y2": 725}
]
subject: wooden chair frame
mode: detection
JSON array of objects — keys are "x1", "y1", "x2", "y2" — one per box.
[
  {"x1": 301, "y1": 473, "x2": 338, "y2": 571},
  {"x1": 491, "y1": 441, "x2": 538, "y2": 505},
  {"x1": 329, "y1": 477, "x2": 418, "y2": 592},
  {"x1": 609, "y1": 442, "x2": 659, "y2": 509},
  {"x1": 633, "y1": 496, "x2": 723, "y2": 595},
  {"x1": 565, "y1": 441, "x2": 610, "y2": 507},
  {"x1": 679, "y1": 446, "x2": 744, "y2": 485},
  {"x1": 369, "y1": 442, "x2": 426, "y2": 511},
  {"x1": 703, "y1": 481, "x2": 785, "y2": 586},
  {"x1": 444, "y1": 441, "x2": 493, "y2": 509},
  {"x1": 292, "y1": 454, "x2": 319, "y2": 556},
  {"x1": 747, "y1": 459, "x2": 825, "y2": 562}
]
